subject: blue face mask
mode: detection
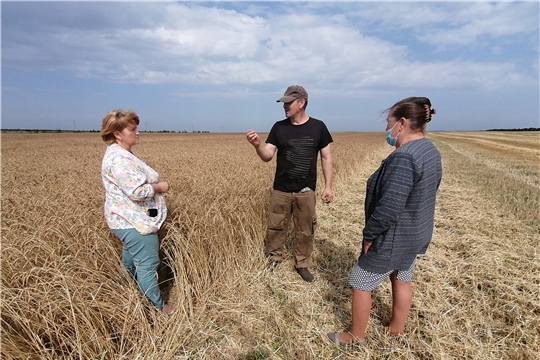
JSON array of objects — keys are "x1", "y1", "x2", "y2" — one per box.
[{"x1": 385, "y1": 121, "x2": 400, "y2": 146}]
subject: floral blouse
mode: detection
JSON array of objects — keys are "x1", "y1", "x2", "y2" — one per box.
[{"x1": 101, "y1": 144, "x2": 167, "y2": 235}]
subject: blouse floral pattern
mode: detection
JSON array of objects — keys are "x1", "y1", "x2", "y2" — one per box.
[{"x1": 101, "y1": 144, "x2": 167, "y2": 235}]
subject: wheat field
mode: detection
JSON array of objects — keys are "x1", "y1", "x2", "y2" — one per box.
[{"x1": 1, "y1": 131, "x2": 539, "y2": 359}]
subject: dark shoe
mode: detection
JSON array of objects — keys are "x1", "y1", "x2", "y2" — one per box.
[
  {"x1": 296, "y1": 267, "x2": 314, "y2": 282},
  {"x1": 267, "y1": 260, "x2": 281, "y2": 270}
]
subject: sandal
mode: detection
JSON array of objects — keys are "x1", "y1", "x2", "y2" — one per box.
[{"x1": 326, "y1": 332, "x2": 366, "y2": 346}]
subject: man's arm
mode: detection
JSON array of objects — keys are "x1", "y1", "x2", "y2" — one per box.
[
  {"x1": 246, "y1": 129, "x2": 277, "y2": 162},
  {"x1": 320, "y1": 144, "x2": 334, "y2": 203}
]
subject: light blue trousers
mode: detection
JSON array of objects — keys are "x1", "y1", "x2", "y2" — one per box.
[{"x1": 112, "y1": 229, "x2": 164, "y2": 309}]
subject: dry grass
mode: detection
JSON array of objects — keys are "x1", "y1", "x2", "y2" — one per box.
[{"x1": 1, "y1": 131, "x2": 539, "y2": 359}]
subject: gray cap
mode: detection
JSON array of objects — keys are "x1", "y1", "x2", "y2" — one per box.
[{"x1": 276, "y1": 85, "x2": 308, "y2": 103}]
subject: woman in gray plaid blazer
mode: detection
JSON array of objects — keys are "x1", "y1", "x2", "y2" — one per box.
[{"x1": 328, "y1": 97, "x2": 442, "y2": 345}]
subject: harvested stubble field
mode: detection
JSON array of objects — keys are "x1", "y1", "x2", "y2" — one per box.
[{"x1": 1, "y1": 131, "x2": 539, "y2": 360}]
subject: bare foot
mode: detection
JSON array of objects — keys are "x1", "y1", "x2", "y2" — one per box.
[{"x1": 162, "y1": 303, "x2": 175, "y2": 314}]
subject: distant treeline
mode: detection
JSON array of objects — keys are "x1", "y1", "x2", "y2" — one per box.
[
  {"x1": 1, "y1": 129, "x2": 211, "y2": 133},
  {"x1": 486, "y1": 128, "x2": 539, "y2": 132},
  {"x1": 3, "y1": 128, "x2": 538, "y2": 134}
]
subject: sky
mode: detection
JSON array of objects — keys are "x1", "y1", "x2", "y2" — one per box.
[{"x1": 1, "y1": 1, "x2": 539, "y2": 132}]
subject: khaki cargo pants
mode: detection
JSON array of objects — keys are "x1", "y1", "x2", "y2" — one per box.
[{"x1": 264, "y1": 189, "x2": 317, "y2": 268}]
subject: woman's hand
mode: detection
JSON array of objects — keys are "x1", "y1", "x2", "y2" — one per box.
[
  {"x1": 152, "y1": 182, "x2": 169, "y2": 194},
  {"x1": 362, "y1": 240, "x2": 372, "y2": 255}
]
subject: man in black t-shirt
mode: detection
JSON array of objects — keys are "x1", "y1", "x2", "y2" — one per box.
[{"x1": 246, "y1": 85, "x2": 334, "y2": 282}]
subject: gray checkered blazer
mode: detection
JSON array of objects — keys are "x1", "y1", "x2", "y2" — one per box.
[{"x1": 357, "y1": 138, "x2": 442, "y2": 273}]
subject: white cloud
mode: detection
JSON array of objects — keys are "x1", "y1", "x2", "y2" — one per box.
[
  {"x1": 2, "y1": 2, "x2": 537, "y2": 94},
  {"x1": 418, "y1": 2, "x2": 538, "y2": 46},
  {"x1": 342, "y1": 2, "x2": 538, "y2": 48}
]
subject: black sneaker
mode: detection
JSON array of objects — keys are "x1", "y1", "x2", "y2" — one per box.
[
  {"x1": 267, "y1": 260, "x2": 281, "y2": 270},
  {"x1": 296, "y1": 267, "x2": 314, "y2": 282}
]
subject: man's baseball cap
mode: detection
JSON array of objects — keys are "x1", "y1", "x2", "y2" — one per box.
[{"x1": 276, "y1": 85, "x2": 308, "y2": 103}]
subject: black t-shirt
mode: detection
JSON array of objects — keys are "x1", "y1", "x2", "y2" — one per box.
[{"x1": 266, "y1": 117, "x2": 333, "y2": 192}]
